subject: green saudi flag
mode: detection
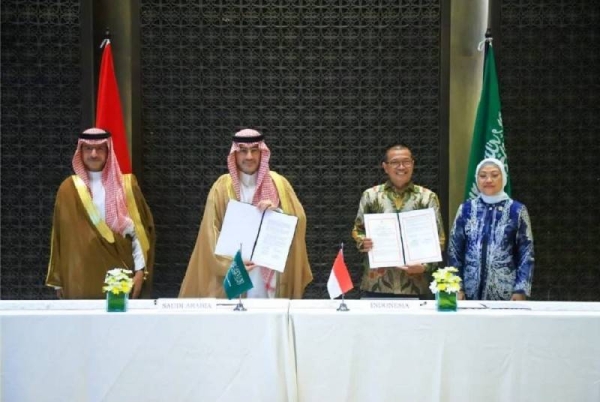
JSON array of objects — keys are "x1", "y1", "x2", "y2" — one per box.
[
  {"x1": 223, "y1": 250, "x2": 254, "y2": 299},
  {"x1": 464, "y1": 45, "x2": 512, "y2": 200}
]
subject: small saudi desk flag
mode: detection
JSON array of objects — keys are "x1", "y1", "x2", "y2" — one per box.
[{"x1": 223, "y1": 250, "x2": 254, "y2": 299}]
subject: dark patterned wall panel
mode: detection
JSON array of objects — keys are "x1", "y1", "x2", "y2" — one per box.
[
  {"x1": 140, "y1": 0, "x2": 442, "y2": 298},
  {"x1": 1, "y1": 1, "x2": 81, "y2": 299},
  {"x1": 500, "y1": 1, "x2": 600, "y2": 300}
]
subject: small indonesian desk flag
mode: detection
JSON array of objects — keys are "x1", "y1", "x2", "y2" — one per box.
[{"x1": 327, "y1": 248, "x2": 353, "y2": 299}]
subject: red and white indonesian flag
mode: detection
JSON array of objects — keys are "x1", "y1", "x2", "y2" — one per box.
[
  {"x1": 96, "y1": 39, "x2": 132, "y2": 174},
  {"x1": 327, "y1": 249, "x2": 353, "y2": 299}
]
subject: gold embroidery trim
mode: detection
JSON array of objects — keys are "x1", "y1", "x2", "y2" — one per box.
[
  {"x1": 270, "y1": 172, "x2": 289, "y2": 211},
  {"x1": 72, "y1": 175, "x2": 115, "y2": 243},
  {"x1": 226, "y1": 175, "x2": 236, "y2": 199},
  {"x1": 46, "y1": 227, "x2": 60, "y2": 286},
  {"x1": 123, "y1": 174, "x2": 150, "y2": 264}
]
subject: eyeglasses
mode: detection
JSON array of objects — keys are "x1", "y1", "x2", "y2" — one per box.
[{"x1": 385, "y1": 159, "x2": 414, "y2": 168}]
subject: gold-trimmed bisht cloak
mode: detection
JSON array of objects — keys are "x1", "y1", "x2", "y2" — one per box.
[
  {"x1": 179, "y1": 171, "x2": 312, "y2": 299},
  {"x1": 45, "y1": 174, "x2": 155, "y2": 299}
]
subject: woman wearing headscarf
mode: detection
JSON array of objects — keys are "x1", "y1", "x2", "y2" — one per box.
[{"x1": 448, "y1": 158, "x2": 534, "y2": 301}]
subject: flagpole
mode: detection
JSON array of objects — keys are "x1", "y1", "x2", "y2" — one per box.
[
  {"x1": 483, "y1": 28, "x2": 492, "y2": 59},
  {"x1": 95, "y1": 30, "x2": 132, "y2": 174},
  {"x1": 336, "y1": 242, "x2": 350, "y2": 312},
  {"x1": 100, "y1": 28, "x2": 110, "y2": 49},
  {"x1": 234, "y1": 294, "x2": 246, "y2": 311},
  {"x1": 234, "y1": 243, "x2": 247, "y2": 311}
]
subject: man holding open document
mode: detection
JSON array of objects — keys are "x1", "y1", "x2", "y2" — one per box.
[
  {"x1": 180, "y1": 129, "x2": 312, "y2": 299},
  {"x1": 352, "y1": 143, "x2": 445, "y2": 298}
]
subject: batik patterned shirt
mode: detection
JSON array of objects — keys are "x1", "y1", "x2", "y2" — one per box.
[{"x1": 352, "y1": 181, "x2": 445, "y2": 296}]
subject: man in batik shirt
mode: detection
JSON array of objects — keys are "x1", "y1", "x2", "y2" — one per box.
[
  {"x1": 179, "y1": 129, "x2": 312, "y2": 299},
  {"x1": 352, "y1": 143, "x2": 445, "y2": 298}
]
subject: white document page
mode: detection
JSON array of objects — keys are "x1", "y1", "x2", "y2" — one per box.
[
  {"x1": 398, "y1": 208, "x2": 442, "y2": 265},
  {"x1": 251, "y1": 210, "x2": 298, "y2": 272},
  {"x1": 364, "y1": 213, "x2": 405, "y2": 268},
  {"x1": 215, "y1": 200, "x2": 263, "y2": 261}
]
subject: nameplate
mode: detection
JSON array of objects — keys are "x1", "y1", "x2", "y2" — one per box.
[
  {"x1": 367, "y1": 300, "x2": 415, "y2": 310},
  {"x1": 156, "y1": 298, "x2": 217, "y2": 310}
]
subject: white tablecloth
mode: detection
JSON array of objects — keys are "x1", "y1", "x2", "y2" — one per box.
[
  {"x1": 2, "y1": 299, "x2": 600, "y2": 402},
  {"x1": 0, "y1": 300, "x2": 296, "y2": 402},
  {"x1": 289, "y1": 300, "x2": 600, "y2": 402}
]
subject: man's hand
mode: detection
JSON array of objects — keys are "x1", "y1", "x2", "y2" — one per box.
[
  {"x1": 457, "y1": 290, "x2": 465, "y2": 300},
  {"x1": 257, "y1": 200, "x2": 277, "y2": 212},
  {"x1": 56, "y1": 288, "x2": 64, "y2": 299},
  {"x1": 398, "y1": 264, "x2": 426, "y2": 276},
  {"x1": 511, "y1": 293, "x2": 526, "y2": 301},
  {"x1": 131, "y1": 270, "x2": 144, "y2": 299},
  {"x1": 244, "y1": 260, "x2": 257, "y2": 272},
  {"x1": 360, "y1": 238, "x2": 373, "y2": 252}
]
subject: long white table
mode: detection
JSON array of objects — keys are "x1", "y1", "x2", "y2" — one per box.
[
  {"x1": 0, "y1": 299, "x2": 296, "y2": 402},
  {"x1": 289, "y1": 300, "x2": 600, "y2": 402},
  {"x1": 2, "y1": 300, "x2": 600, "y2": 402}
]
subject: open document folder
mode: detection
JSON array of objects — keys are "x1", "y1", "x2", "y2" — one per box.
[
  {"x1": 214, "y1": 200, "x2": 298, "y2": 272},
  {"x1": 364, "y1": 208, "x2": 442, "y2": 268}
]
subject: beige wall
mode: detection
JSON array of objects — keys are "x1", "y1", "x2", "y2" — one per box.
[{"x1": 448, "y1": 0, "x2": 489, "y2": 225}]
